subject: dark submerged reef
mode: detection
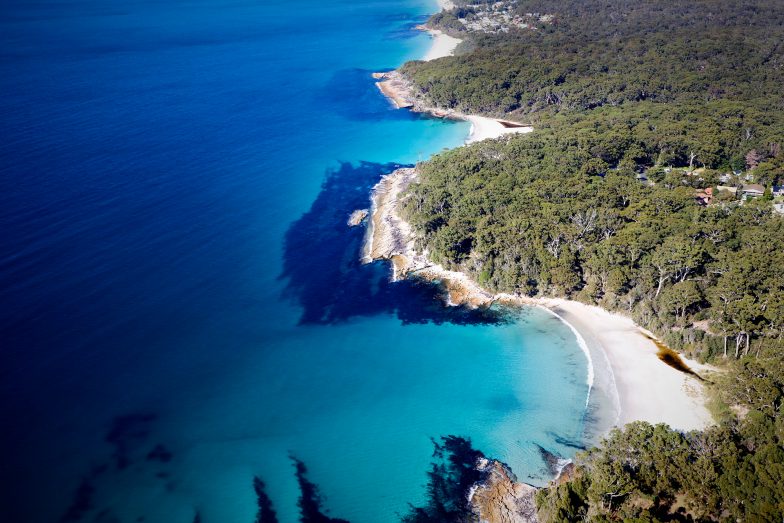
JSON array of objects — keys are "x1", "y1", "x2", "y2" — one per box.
[
  {"x1": 60, "y1": 478, "x2": 95, "y2": 522},
  {"x1": 146, "y1": 444, "x2": 174, "y2": 463},
  {"x1": 60, "y1": 415, "x2": 504, "y2": 523},
  {"x1": 291, "y1": 457, "x2": 350, "y2": 523},
  {"x1": 280, "y1": 161, "x2": 509, "y2": 327},
  {"x1": 253, "y1": 476, "x2": 278, "y2": 523},
  {"x1": 401, "y1": 436, "x2": 484, "y2": 523},
  {"x1": 534, "y1": 444, "x2": 564, "y2": 478},
  {"x1": 105, "y1": 413, "x2": 157, "y2": 470},
  {"x1": 59, "y1": 412, "x2": 180, "y2": 521},
  {"x1": 384, "y1": 16, "x2": 431, "y2": 41},
  {"x1": 546, "y1": 432, "x2": 586, "y2": 452}
]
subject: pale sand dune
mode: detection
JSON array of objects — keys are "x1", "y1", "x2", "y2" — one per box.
[
  {"x1": 465, "y1": 115, "x2": 534, "y2": 143},
  {"x1": 422, "y1": 29, "x2": 462, "y2": 61}
]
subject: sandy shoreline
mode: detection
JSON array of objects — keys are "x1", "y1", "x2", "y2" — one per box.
[
  {"x1": 363, "y1": 167, "x2": 714, "y2": 435},
  {"x1": 420, "y1": 27, "x2": 462, "y2": 61},
  {"x1": 464, "y1": 114, "x2": 534, "y2": 143},
  {"x1": 419, "y1": 0, "x2": 461, "y2": 61},
  {"x1": 543, "y1": 299, "x2": 713, "y2": 432}
]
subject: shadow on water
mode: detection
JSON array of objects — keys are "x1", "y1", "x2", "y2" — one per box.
[
  {"x1": 279, "y1": 161, "x2": 508, "y2": 326},
  {"x1": 105, "y1": 413, "x2": 158, "y2": 470},
  {"x1": 259, "y1": 442, "x2": 485, "y2": 523},
  {"x1": 62, "y1": 162, "x2": 510, "y2": 522},
  {"x1": 61, "y1": 417, "x2": 492, "y2": 523},
  {"x1": 60, "y1": 478, "x2": 95, "y2": 522},
  {"x1": 534, "y1": 444, "x2": 566, "y2": 478}
]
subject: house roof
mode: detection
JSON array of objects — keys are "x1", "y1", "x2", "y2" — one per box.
[{"x1": 742, "y1": 184, "x2": 765, "y2": 193}]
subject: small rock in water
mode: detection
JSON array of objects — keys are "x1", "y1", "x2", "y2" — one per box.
[{"x1": 347, "y1": 209, "x2": 369, "y2": 227}]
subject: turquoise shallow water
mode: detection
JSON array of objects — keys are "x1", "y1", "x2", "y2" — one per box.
[{"x1": 0, "y1": 0, "x2": 590, "y2": 521}]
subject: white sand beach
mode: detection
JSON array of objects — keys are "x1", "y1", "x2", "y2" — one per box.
[
  {"x1": 465, "y1": 115, "x2": 534, "y2": 143},
  {"x1": 418, "y1": 0, "x2": 461, "y2": 61},
  {"x1": 541, "y1": 299, "x2": 713, "y2": 432},
  {"x1": 421, "y1": 29, "x2": 462, "y2": 61}
]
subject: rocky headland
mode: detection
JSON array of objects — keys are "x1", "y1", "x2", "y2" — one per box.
[{"x1": 469, "y1": 458, "x2": 539, "y2": 523}]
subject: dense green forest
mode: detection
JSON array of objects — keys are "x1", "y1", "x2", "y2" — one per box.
[
  {"x1": 398, "y1": 0, "x2": 784, "y2": 520},
  {"x1": 408, "y1": 0, "x2": 784, "y2": 124},
  {"x1": 405, "y1": 119, "x2": 784, "y2": 362}
]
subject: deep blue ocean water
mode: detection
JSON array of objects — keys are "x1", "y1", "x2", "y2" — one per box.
[{"x1": 0, "y1": 0, "x2": 591, "y2": 521}]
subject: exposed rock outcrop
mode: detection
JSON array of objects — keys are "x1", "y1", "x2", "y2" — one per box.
[
  {"x1": 347, "y1": 208, "x2": 368, "y2": 227},
  {"x1": 363, "y1": 166, "x2": 502, "y2": 307},
  {"x1": 374, "y1": 71, "x2": 417, "y2": 110},
  {"x1": 469, "y1": 458, "x2": 539, "y2": 523},
  {"x1": 400, "y1": 436, "x2": 540, "y2": 523},
  {"x1": 374, "y1": 70, "x2": 458, "y2": 117},
  {"x1": 372, "y1": 70, "x2": 535, "y2": 135}
]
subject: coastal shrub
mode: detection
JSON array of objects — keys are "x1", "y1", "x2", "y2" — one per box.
[{"x1": 537, "y1": 419, "x2": 784, "y2": 521}]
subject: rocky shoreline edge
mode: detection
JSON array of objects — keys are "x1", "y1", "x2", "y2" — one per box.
[
  {"x1": 362, "y1": 166, "x2": 517, "y2": 307},
  {"x1": 469, "y1": 458, "x2": 542, "y2": 523},
  {"x1": 360, "y1": 167, "x2": 545, "y2": 309}
]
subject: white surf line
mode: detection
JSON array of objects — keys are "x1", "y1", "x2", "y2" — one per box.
[{"x1": 538, "y1": 306, "x2": 595, "y2": 408}]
